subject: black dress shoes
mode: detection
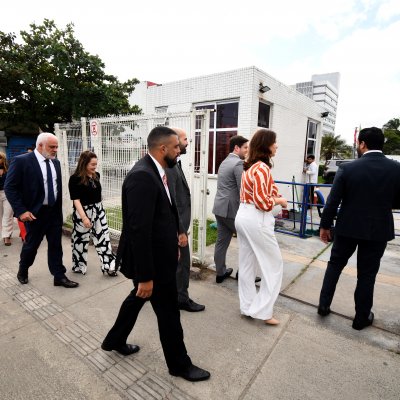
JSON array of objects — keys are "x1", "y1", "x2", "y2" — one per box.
[
  {"x1": 178, "y1": 299, "x2": 205, "y2": 312},
  {"x1": 216, "y1": 268, "x2": 233, "y2": 283},
  {"x1": 101, "y1": 342, "x2": 140, "y2": 356},
  {"x1": 317, "y1": 305, "x2": 331, "y2": 317},
  {"x1": 235, "y1": 271, "x2": 261, "y2": 283},
  {"x1": 54, "y1": 277, "x2": 79, "y2": 288},
  {"x1": 352, "y1": 312, "x2": 374, "y2": 331},
  {"x1": 17, "y1": 270, "x2": 28, "y2": 284},
  {"x1": 169, "y1": 364, "x2": 211, "y2": 382}
]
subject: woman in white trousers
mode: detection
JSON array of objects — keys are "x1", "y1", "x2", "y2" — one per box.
[
  {"x1": 235, "y1": 129, "x2": 287, "y2": 325},
  {"x1": 0, "y1": 152, "x2": 14, "y2": 246}
]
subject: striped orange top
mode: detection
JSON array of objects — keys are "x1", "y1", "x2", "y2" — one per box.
[{"x1": 240, "y1": 161, "x2": 280, "y2": 212}]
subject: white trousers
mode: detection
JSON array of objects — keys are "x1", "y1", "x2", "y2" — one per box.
[
  {"x1": 0, "y1": 190, "x2": 14, "y2": 239},
  {"x1": 235, "y1": 203, "x2": 283, "y2": 320}
]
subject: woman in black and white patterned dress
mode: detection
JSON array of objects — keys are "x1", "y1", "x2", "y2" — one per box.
[{"x1": 68, "y1": 150, "x2": 117, "y2": 276}]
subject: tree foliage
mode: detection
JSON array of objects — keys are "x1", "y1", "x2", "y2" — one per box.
[
  {"x1": 0, "y1": 19, "x2": 140, "y2": 133},
  {"x1": 383, "y1": 118, "x2": 400, "y2": 155},
  {"x1": 320, "y1": 133, "x2": 353, "y2": 162}
]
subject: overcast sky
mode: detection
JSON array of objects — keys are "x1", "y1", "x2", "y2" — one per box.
[{"x1": 1, "y1": 0, "x2": 399, "y2": 144}]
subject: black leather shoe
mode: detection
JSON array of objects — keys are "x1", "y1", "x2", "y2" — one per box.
[
  {"x1": 101, "y1": 342, "x2": 140, "y2": 356},
  {"x1": 178, "y1": 299, "x2": 205, "y2": 312},
  {"x1": 352, "y1": 312, "x2": 374, "y2": 331},
  {"x1": 54, "y1": 277, "x2": 79, "y2": 288},
  {"x1": 17, "y1": 270, "x2": 28, "y2": 284},
  {"x1": 216, "y1": 268, "x2": 233, "y2": 283},
  {"x1": 169, "y1": 364, "x2": 211, "y2": 382},
  {"x1": 317, "y1": 305, "x2": 331, "y2": 317},
  {"x1": 235, "y1": 271, "x2": 261, "y2": 283}
]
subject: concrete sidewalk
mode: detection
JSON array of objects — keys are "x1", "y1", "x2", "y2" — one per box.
[{"x1": 0, "y1": 228, "x2": 399, "y2": 400}]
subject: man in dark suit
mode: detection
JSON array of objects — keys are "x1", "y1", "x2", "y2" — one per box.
[
  {"x1": 318, "y1": 127, "x2": 400, "y2": 330},
  {"x1": 4, "y1": 132, "x2": 78, "y2": 288},
  {"x1": 102, "y1": 126, "x2": 210, "y2": 382},
  {"x1": 167, "y1": 127, "x2": 205, "y2": 312}
]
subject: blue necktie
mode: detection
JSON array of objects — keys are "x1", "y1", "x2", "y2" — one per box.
[{"x1": 45, "y1": 159, "x2": 56, "y2": 206}]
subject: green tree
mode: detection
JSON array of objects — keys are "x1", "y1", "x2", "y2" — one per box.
[
  {"x1": 0, "y1": 19, "x2": 140, "y2": 133},
  {"x1": 382, "y1": 118, "x2": 400, "y2": 154},
  {"x1": 320, "y1": 133, "x2": 353, "y2": 162}
]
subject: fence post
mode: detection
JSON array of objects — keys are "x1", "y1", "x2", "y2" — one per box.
[
  {"x1": 299, "y1": 183, "x2": 309, "y2": 238},
  {"x1": 197, "y1": 110, "x2": 210, "y2": 264},
  {"x1": 56, "y1": 125, "x2": 72, "y2": 223},
  {"x1": 81, "y1": 117, "x2": 87, "y2": 151}
]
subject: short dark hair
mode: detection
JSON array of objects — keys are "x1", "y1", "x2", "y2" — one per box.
[
  {"x1": 358, "y1": 127, "x2": 384, "y2": 151},
  {"x1": 147, "y1": 126, "x2": 177, "y2": 149},
  {"x1": 229, "y1": 135, "x2": 249, "y2": 152},
  {"x1": 244, "y1": 129, "x2": 276, "y2": 170},
  {"x1": 307, "y1": 154, "x2": 315, "y2": 160}
]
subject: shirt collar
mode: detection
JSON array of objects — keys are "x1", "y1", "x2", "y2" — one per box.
[
  {"x1": 363, "y1": 150, "x2": 383, "y2": 155},
  {"x1": 34, "y1": 148, "x2": 46, "y2": 162},
  {"x1": 149, "y1": 153, "x2": 165, "y2": 178}
]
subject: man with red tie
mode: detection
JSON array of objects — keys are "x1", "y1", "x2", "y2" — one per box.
[{"x1": 102, "y1": 126, "x2": 210, "y2": 382}]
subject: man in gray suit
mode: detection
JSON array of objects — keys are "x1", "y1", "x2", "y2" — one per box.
[
  {"x1": 213, "y1": 136, "x2": 249, "y2": 283},
  {"x1": 167, "y1": 128, "x2": 205, "y2": 312}
]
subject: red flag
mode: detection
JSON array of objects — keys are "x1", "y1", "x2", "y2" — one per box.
[{"x1": 354, "y1": 127, "x2": 358, "y2": 144}]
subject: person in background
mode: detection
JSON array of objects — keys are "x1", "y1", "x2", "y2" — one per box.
[
  {"x1": 303, "y1": 154, "x2": 318, "y2": 209},
  {"x1": 167, "y1": 127, "x2": 205, "y2": 312},
  {"x1": 0, "y1": 152, "x2": 14, "y2": 246},
  {"x1": 213, "y1": 135, "x2": 249, "y2": 283},
  {"x1": 4, "y1": 132, "x2": 78, "y2": 288},
  {"x1": 68, "y1": 150, "x2": 116, "y2": 276},
  {"x1": 235, "y1": 129, "x2": 287, "y2": 325},
  {"x1": 318, "y1": 127, "x2": 400, "y2": 330},
  {"x1": 17, "y1": 147, "x2": 35, "y2": 242}
]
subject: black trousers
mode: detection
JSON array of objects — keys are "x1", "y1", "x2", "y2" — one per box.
[
  {"x1": 319, "y1": 234, "x2": 387, "y2": 321},
  {"x1": 176, "y1": 244, "x2": 190, "y2": 304},
  {"x1": 19, "y1": 206, "x2": 66, "y2": 280},
  {"x1": 103, "y1": 281, "x2": 192, "y2": 373}
]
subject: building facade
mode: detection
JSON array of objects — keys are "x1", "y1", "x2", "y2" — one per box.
[
  {"x1": 294, "y1": 72, "x2": 340, "y2": 136},
  {"x1": 130, "y1": 66, "x2": 324, "y2": 216}
]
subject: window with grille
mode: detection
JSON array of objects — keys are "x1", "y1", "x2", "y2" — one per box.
[{"x1": 195, "y1": 101, "x2": 239, "y2": 174}]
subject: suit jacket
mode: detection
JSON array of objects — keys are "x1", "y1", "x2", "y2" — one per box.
[
  {"x1": 117, "y1": 154, "x2": 181, "y2": 284},
  {"x1": 213, "y1": 153, "x2": 243, "y2": 219},
  {"x1": 320, "y1": 152, "x2": 400, "y2": 241},
  {"x1": 4, "y1": 152, "x2": 62, "y2": 219},
  {"x1": 166, "y1": 161, "x2": 191, "y2": 233}
]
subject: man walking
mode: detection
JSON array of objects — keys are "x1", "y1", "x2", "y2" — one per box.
[
  {"x1": 318, "y1": 127, "x2": 400, "y2": 330},
  {"x1": 102, "y1": 126, "x2": 210, "y2": 382},
  {"x1": 213, "y1": 135, "x2": 249, "y2": 283},
  {"x1": 5, "y1": 132, "x2": 78, "y2": 288},
  {"x1": 167, "y1": 127, "x2": 205, "y2": 312}
]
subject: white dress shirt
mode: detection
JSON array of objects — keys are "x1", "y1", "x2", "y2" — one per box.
[
  {"x1": 149, "y1": 154, "x2": 172, "y2": 204},
  {"x1": 34, "y1": 149, "x2": 58, "y2": 205}
]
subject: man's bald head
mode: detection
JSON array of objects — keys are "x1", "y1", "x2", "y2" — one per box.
[{"x1": 171, "y1": 127, "x2": 188, "y2": 155}]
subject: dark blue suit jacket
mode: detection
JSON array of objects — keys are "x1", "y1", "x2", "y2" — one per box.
[
  {"x1": 4, "y1": 152, "x2": 62, "y2": 219},
  {"x1": 320, "y1": 152, "x2": 400, "y2": 242}
]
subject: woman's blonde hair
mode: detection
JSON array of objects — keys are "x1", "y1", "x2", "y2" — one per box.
[{"x1": 0, "y1": 152, "x2": 8, "y2": 172}]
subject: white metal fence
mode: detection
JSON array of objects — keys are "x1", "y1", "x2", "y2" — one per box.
[{"x1": 55, "y1": 110, "x2": 211, "y2": 264}]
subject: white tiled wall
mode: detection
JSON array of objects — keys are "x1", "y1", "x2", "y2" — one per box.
[{"x1": 130, "y1": 66, "x2": 324, "y2": 217}]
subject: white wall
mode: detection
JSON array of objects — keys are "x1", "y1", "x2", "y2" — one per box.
[{"x1": 130, "y1": 66, "x2": 324, "y2": 218}]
